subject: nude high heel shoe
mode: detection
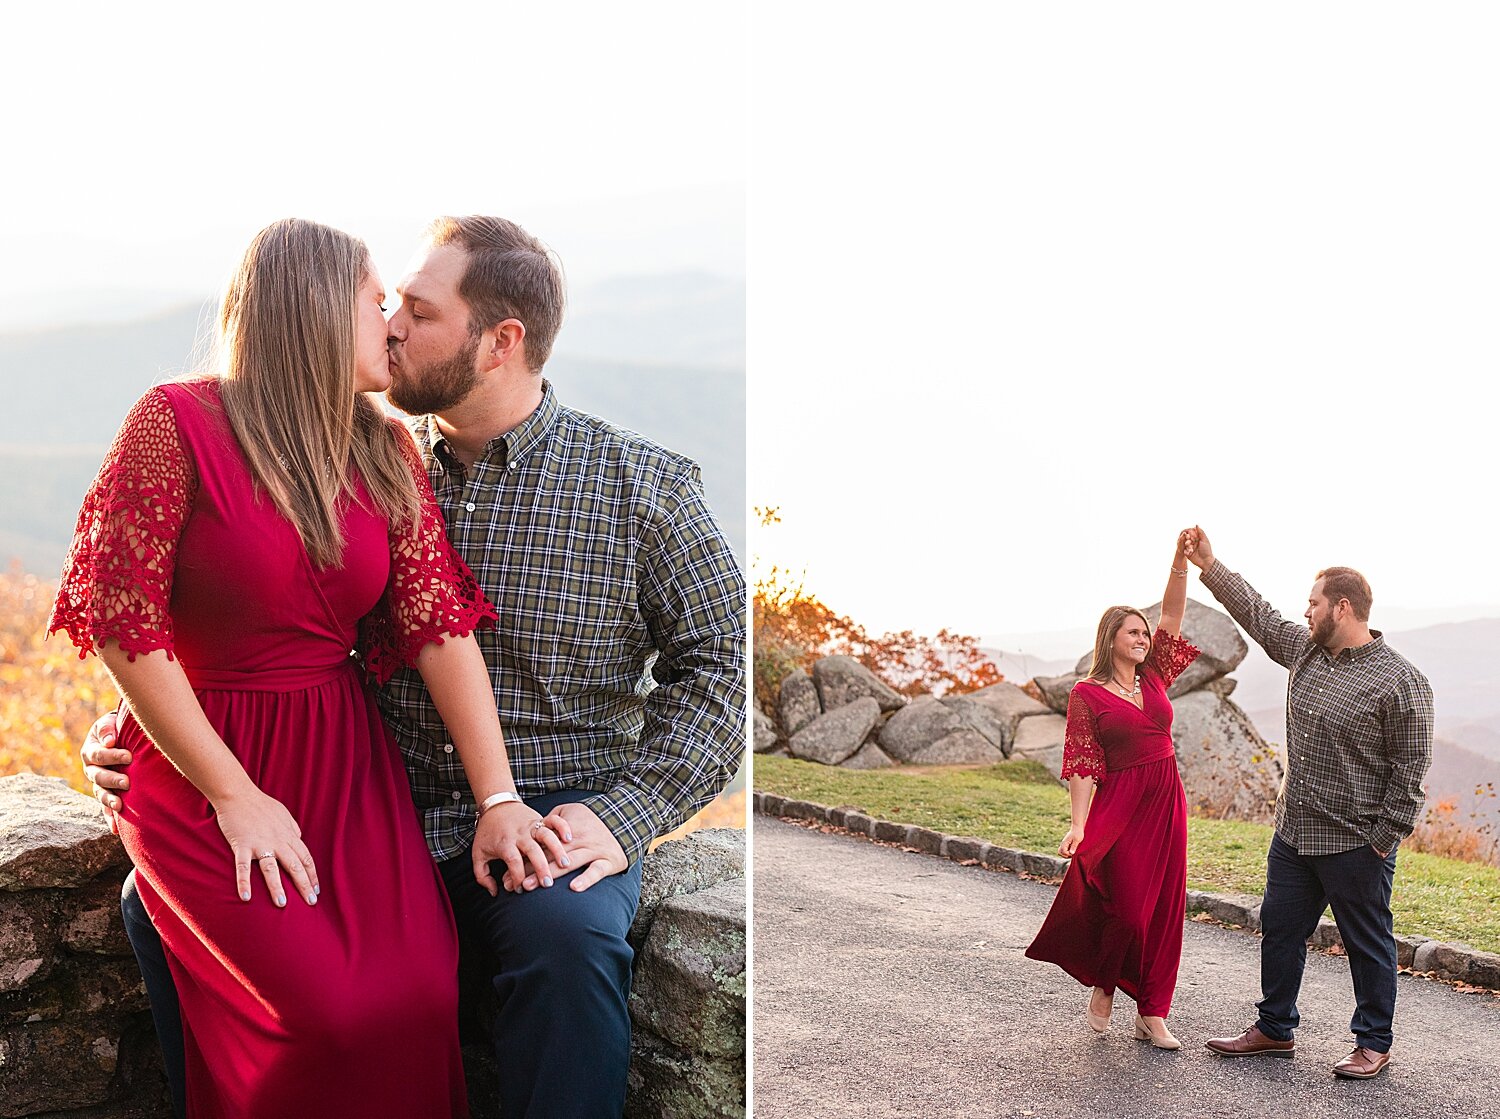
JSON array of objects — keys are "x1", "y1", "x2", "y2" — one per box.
[
  {"x1": 1134, "y1": 1015, "x2": 1181, "y2": 1050},
  {"x1": 1086, "y1": 988, "x2": 1112, "y2": 1033}
]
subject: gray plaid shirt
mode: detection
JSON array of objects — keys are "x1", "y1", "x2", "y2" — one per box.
[
  {"x1": 1200, "y1": 561, "x2": 1434, "y2": 856},
  {"x1": 375, "y1": 381, "x2": 746, "y2": 867}
]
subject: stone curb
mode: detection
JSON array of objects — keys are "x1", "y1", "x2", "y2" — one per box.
[{"x1": 753, "y1": 791, "x2": 1500, "y2": 993}]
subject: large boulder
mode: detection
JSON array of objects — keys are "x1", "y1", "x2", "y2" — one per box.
[
  {"x1": 788, "y1": 698, "x2": 881, "y2": 766},
  {"x1": 1011, "y1": 713, "x2": 1067, "y2": 779},
  {"x1": 877, "y1": 697, "x2": 1001, "y2": 764},
  {"x1": 752, "y1": 708, "x2": 779, "y2": 754},
  {"x1": 1032, "y1": 673, "x2": 1081, "y2": 715},
  {"x1": 776, "y1": 670, "x2": 820, "y2": 736},
  {"x1": 1170, "y1": 690, "x2": 1283, "y2": 821},
  {"x1": 1071, "y1": 599, "x2": 1248, "y2": 697},
  {"x1": 948, "y1": 682, "x2": 1052, "y2": 753},
  {"x1": 907, "y1": 733, "x2": 1004, "y2": 766},
  {"x1": 811, "y1": 656, "x2": 905, "y2": 714},
  {"x1": 841, "y1": 739, "x2": 898, "y2": 770}
]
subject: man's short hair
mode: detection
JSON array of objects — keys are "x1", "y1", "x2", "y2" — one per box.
[
  {"x1": 426, "y1": 216, "x2": 566, "y2": 371},
  {"x1": 1316, "y1": 566, "x2": 1373, "y2": 622}
]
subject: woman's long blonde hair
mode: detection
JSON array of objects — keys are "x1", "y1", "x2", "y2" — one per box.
[
  {"x1": 1085, "y1": 605, "x2": 1150, "y2": 683},
  {"x1": 216, "y1": 219, "x2": 421, "y2": 567}
]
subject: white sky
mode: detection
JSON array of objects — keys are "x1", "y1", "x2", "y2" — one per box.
[
  {"x1": 1, "y1": 2, "x2": 745, "y2": 299},
  {"x1": 749, "y1": 3, "x2": 1500, "y2": 647}
]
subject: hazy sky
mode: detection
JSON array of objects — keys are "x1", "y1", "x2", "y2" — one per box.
[
  {"x1": 3, "y1": 2, "x2": 744, "y2": 307},
  {"x1": 750, "y1": 4, "x2": 1500, "y2": 651}
]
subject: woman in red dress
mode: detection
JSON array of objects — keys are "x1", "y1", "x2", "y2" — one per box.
[
  {"x1": 50, "y1": 220, "x2": 563, "y2": 1118},
  {"x1": 1025, "y1": 531, "x2": 1201, "y2": 1050}
]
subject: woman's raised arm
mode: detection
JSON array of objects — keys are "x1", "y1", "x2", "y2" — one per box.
[{"x1": 1156, "y1": 530, "x2": 1193, "y2": 638}]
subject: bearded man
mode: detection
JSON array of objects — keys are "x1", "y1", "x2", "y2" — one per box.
[{"x1": 1184, "y1": 526, "x2": 1432, "y2": 1081}]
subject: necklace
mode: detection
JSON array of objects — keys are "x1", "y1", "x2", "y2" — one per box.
[{"x1": 1112, "y1": 674, "x2": 1140, "y2": 699}]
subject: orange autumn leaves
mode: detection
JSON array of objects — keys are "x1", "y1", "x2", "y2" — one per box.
[
  {"x1": 752, "y1": 507, "x2": 1002, "y2": 712},
  {"x1": 0, "y1": 564, "x2": 118, "y2": 794}
]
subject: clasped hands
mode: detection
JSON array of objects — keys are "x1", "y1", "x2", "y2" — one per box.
[
  {"x1": 1179, "y1": 525, "x2": 1214, "y2": 571},
  {"x1": 475, "y1": 800, "x2": 629, "y2": 896}
]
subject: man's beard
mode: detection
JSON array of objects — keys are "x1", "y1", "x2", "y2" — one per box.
[
  {"x1": 386, "y1": 331, "x2": 481, "y2": 415},
  {"x1": 1310, "y1": 613, "x2": 1338, "y2": 649}
]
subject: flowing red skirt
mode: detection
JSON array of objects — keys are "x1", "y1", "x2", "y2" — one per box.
[
  {"x1": 1025, "y1": 755, "x2": 1188, "y2": 1018},
  {"x1": 115, "y1": 663, "x2": 469, "y2": 1119}
]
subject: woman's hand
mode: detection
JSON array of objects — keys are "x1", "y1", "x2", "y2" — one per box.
[
  {"x1": 1058, "y1": 824, "x2": 1086, "y2": 859},
  {"x1": 213, "y1": 789, "x2": 320, "y2": 907},
  {"x1": 471, "y1": 801, "x2": 571, "y2": 896},
  {"x1": 1176, "y1": 528, "x2": 1193, "y2": 566}
]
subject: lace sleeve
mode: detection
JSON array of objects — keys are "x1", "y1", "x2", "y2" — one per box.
[
  {"x1": 1060, "y1": 687, "x2": 1107, "y2": 783},
  {"x1": 359, "y1": 422, "x2": 497, "y2": 685},
  {"x1": 1145, "y1": 628, "x2": 1201, "y2": 688},
  {"x1": 48, "y1": 387, "x2": 196, "y2": 661}
]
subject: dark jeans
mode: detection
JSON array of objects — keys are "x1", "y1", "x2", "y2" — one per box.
[
  {"x1": 1256, "y1": 832, "x2": 1399, "y2": 1053},
  {"x1": 121, "y1": 788, "x2": 644, "y2": 1118}
]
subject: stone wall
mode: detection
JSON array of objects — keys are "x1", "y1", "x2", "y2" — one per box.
[{"x1": 0, "y1": 774, "x2": 745, "y2": 1119}]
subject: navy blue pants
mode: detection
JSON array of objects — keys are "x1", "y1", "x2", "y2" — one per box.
[
  {"x1": 121, "y1": 788, "x2": 643, "y2": 1118},
  {"x1": 1256, "y1": 832, "x2": 1399, "y2": 1053}
]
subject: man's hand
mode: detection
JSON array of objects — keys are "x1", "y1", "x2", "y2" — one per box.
[
  {"x1": 81, "y1": 711, "x2": 132, "y2": 832},
  {"x1": 471, "y1": 801, "x2": 570, "y2": 897},
  {"x1": 501, "y1": 802, "x2": 628, "y2": 894},
  {"x1": 1183, "y1": 525, "x2": 1215, "y2": 571}
]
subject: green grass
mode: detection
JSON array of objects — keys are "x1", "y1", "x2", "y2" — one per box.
[{"x1": 755, "y1": 754, "x2": 1500, "y2": 955}]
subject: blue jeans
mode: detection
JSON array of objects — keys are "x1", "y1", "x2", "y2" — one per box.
[
  {"x1": 121, "y1": 788, "x2": 644, "y2": 1118},
  {"x1": 1256, "y1": 832, "x2": 1399, "y2": 1052}
]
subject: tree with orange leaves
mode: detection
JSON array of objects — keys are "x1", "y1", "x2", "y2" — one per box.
[{"x1": 752, "y1": 507, "x2": 1001, "y2": 711}]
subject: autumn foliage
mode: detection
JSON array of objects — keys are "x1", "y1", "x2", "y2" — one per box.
[
  {"x1": 1407, "y1": 790, "x2": 1498, "y2": 865},
  {"x1": 0, "y1": 564, "x2": 117, "y2": 794},
  {"x1": 752, "y1": 507, "x2": 1001, "y2": 711}
]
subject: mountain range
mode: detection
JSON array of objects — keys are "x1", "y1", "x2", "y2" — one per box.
[{"x1": 0, "y1": 272, "x2": 745, "y2": 574}]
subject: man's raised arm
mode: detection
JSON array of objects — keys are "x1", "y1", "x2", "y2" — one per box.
[{"x1": 1185, "y1": 526, "x2": 1309, "y2": 669}]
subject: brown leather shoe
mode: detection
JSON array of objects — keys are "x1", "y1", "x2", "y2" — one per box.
[
  {"x1": 1204, "y1": 1025, "x2": 1295, "y2": 1058},
  {"x1": 1333, "y1": 1046, "x2": 1390, "y2": 1079}
]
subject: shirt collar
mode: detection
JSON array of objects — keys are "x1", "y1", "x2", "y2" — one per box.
[
  {"x1": 420, "y1": 379, "x2": 560, "y2": 474},
  {"x1": 1322, "y1": 630, "x2": 1385, "y2": 664}
]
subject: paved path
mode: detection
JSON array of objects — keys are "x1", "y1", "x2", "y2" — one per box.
[{"x1": 753, "y1": 816, "x2": 1500, "y2": 1119}]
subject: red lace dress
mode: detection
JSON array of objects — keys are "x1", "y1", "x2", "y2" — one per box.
[
  {"x1": 50, "y1": 380, "x2": 494, "y2": 1119},
  {"x1": 1025, "y1": 628, "x2": 1200, "y2": 1018}
]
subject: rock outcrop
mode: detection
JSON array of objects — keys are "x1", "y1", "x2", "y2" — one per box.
[
  {"x1": 0, "y1": 774, "x2": 746, "y2": 1119},
  {"x1": 789, "y1": 698, "x2": 881, "y2": 766},
  {"x1": 811, "y1": 656, "x2": 906, "y2": 713}
]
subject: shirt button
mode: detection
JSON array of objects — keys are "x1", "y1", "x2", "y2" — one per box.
[
  {"x1": 465, "y1": 502, "x2": 476, "y2": 512},
  {"x1": 444, "y1": 744, "x2": 455, "y2": 754},
  {"x1": 451, "y1": 790, "x2": 462, "y2": 801}
]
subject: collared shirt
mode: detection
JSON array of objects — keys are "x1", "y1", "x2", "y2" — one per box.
[
  {"x1": 375, "y1": 380, "x2": 746, "y2": 867},
  {"x1": 1200, "y1": 561, "x2": 1434, "y2": 856}
]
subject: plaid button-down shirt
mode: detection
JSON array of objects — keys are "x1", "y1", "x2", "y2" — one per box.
[
  {"x1": 375, "y1": 381, "x2": 746, "y2": 867},
  {"x1": 1200, "y1": 561, "x2": 1434, "y2": 856}
]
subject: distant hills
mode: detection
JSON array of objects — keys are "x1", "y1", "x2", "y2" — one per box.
[{"x1": 0, "y1": 272, "x2": 745, "y2": 574}]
